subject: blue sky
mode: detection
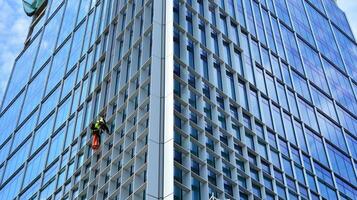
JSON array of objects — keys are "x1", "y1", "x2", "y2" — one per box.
[{"x1": 0, "y1": 0, "x2": 356, "y2": 102}]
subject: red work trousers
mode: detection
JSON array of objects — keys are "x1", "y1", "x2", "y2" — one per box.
[{"x1": 92, "y1": 132, "x2": 101, "y2": 150}]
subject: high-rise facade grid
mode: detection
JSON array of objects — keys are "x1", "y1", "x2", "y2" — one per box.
[{"x1": 0, "y1": 0, "x2": 356, "y2": 200}]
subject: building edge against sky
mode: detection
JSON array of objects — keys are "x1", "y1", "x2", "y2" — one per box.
[{"x1": 0, "y1": 0, "x2": 357, "y2": 200}]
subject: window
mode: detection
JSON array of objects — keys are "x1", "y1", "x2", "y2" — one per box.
[
  {"x1": 275, "y1": 0, "x2": 291, "y2": 26},
  {"x1": 307, "y1": 4, "x2": 343, "y2": 68},
  {"x1": 268, "y1": 131, "x2": 277, "y2": 148},
  {"x1": 220, "y1": 14, "x2": 228, "y2": 35},
  {"x1": 238, "y1": 80, "x2": 248, "y2": 109},
  {"x1": 336, "y1": 177, "x2": 357, "y2": 200},
  {"x1": 218, "y1": 112, "x2": 226, "y2": 129},
  {"x1": 290, "y1": 146, "x2": 301, "y2": 164},
  {"x1": 288, "y1": 1, "x2": 314, "y2": 46},
  {"x1": 252, "y1": 184, "x2": 261, "y2": 198},
  {"x1": 298, "y1": 98, "x2": 318, "y2": 131},
  {"x1": 243, "y1": 114, "x2": 251, "y2": 130},
  {"x1": 261, "y1": 97, "x2": 272, "y2": 128},
  {"x1": 277, "y1": 82, "x2": 288, "y2": 110},
  {"x1": 0, "y1": 140, "x2": 11, "y2": 164},
  {"x1": 254, "y1": 3, "x2": 267, "y2": 45},
  {"x1": 197, "y1": 0, "x2": 204, "y2": 16},
  {"x1": 261, "y1": 47, "x2": 272, "y2": 72},
  {"x1": 287, "y1": 90, "x2": 299, "y2": 117},
  {"x1": 251, "y1": 168, "x2": 259, "y2": 181},
  {"x1": 283, "y1": 113, "x2": 296, "y2": 145},
  {"x1": 61, "y1": 68, "x2": 77, "y2": 100},
  {"x1": 187, "y1": 40, "x2": 195, "y2": 69},
  {"x1": 249, "y1": 89, "x2": 260, "y2": 119},
  {"x1": 271, "y1": 17, "x2": 286, "y2": 59},
  {"x1": 251, "y1": 40, "x2": 261, "y2": 64},
  {"x1": 324, "y1": 59, "x2": 357, "y2": 115},
  {"x1": 244, "y1": 0, "x2": 256, "y2": 36},
  {"x1": 47, "y1": 128, "x2": 66, "y2": 164},
  {"x1": 305, "y1": 129, "x2": 328, "y2": 165},
  {"x1": 222, "y1": 162, "x2": 231, "y2": 178},
  {"x1": 2, "y1": 35, "x2": 39, "y2": 108},
  {"x1": 264, "y1": 176, "x2": 273, "y2": 190},
  {"x1": 226, "y1": 71, "x2": 236, "y2": 100},
  {"x1": 232, "y1": 123, "x2": 241, "y2": 140},
  {"x1": 192, "y1": 178, "x2": 201, "y2": 199},
  {"x1": 230, "y1": 22, "x2": 239, "y2": 45},
  {"x1": 318, "y1": 180, "x2": 337, "y2": 200},
  {"x1": 318, "y1": 113, "x2": 347, "y2": 152},
  {"x1": 214, "y1": 62, "x2": 223, "y2": 90},
  {"x1": 40, "y1": 87, "x2": 60, "y2": 121},
  {"x1": 255, "y1": 67, "x2": 266, "y2": 95},
  {"x1": 334, "y1": 26, "x2": 357, "y2": 81},
  {"x1": 276, "y1": 183, "x2": 286, "y2": 199},
  {"x1": 224, "y1": 180, "x2": 234, "y2": 196},
  {"x1": 55, "y1": 95, "x2": 72, "y2": 130},
  {"x1": 295, "y1": 165, "x2": 305, "y2": 184},
  {"x1": 20, "y1": 64, "x2": 50, "y2": 122},
  {"x1": 58, "y1": 0, "x2": 81, "y2": 44},
  {"x1": 299, "y1": 40, "x2": 329, "y2": 93},
  {"x1": 272, "y1": 104, "x2": 284, "y2": 137},
  {"x1": 12, "y1": 110, "x2": 38, "y2": 153},
  {"x1": 23, "y1": 144, "x2": 48, "y2": 186},
  {"x1": 31, "y1": 114, "x2": 54, "y2": 154},
  {"x1": 216, "y1": 94, "x2": 224, "y2": 109},
  {"x1": 236, "y1": 0, "x2": 245, "y2": 26},
  {"x1": 223, "y1": 41, "x2": 232, "y2": 66},
  {"x1": 337, "y1": 105, "x2": 357, "y2": 135},
  {"x1": 34, "y1": 6, "x2": 64, "y2": 74},
  {"x1": 281, "y1": 25, "x2": 303, "y2": 73},
  {"x1": 19, "y1": 177, "x2": 41, "y2": 200},
  {"x1": 282, "y1": 63, "x2": 292, "y2": 87},
  {"x1": 227, "y1": 0, "x2": 235, "y2": 19},
  {"x1": 258, "y1": 141, "x2": 267, "y2": 159},
  {"x1": 271, "y1": 55, "x2": 282, "y2": 80},
  {"x1": 279, "y1": 138, "x2": 289, "y2": 156},
  {"x1": 270, "y1": 149, "x2": 280, "y2": 168},
  {"x1": 265, "y1": 74, "x2": 277, "y2": 102},
  {"x1": 314, "y1": 162, "x2": 333, "y2": 186},
  {"x1": 311, "y1": 86, "x2": 337, "y2": 120},
  {"x1": 291, "y1": 71, "x2": 310, "y2": 101},
  {"x1": 186, "y1": 10, "x2": 193, "y2": 35},
  {"x1": 302, "y1": 153, "x2": 313, "y2": 172},
  {"x1": 191, "y1": 159, "x2": 200, "y2": 175},
  {"x1": 346, "y1": 134, "x2": 357, "y2": 160},
  {"x1": 40, "y1": 177, "x2": 56, "y2": 200},
  {"x1": 327, "y1": 144, "x2": 357, "y2": 185},
  {"x1": 0, "y1": 168, "x2": 24, "y2": 200},
  {"x1": 211, "y1": 32, "x2": 219, "y2": 56},
  {"x1": 233, "y1": 48, "x2": 243, "y2": 75},
  {"x1": 198, "y1": 20, "x2": 206, "y2": 46},
  {"x1": 262, "y1": 9, "x2": 276, "y2": 52},
  {"x1": 3, "y1": 139, "x2": 30, "y2": 181}
]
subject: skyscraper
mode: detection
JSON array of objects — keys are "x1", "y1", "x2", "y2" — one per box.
[{"x1": 0, "y1": 0, "x2": 356, "y2": 199}]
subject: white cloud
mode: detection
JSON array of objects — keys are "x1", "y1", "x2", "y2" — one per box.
[{"x1": 0, "y1": 0, "x2": 30, "y2": 101}]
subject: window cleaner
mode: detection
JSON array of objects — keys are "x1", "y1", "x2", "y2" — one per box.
[{"x1": 90, "y1": 116, "x2": 110, "y2": 150}]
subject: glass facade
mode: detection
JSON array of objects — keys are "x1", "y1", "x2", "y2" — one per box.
[
  {"x1": 0, "y1": 0, "x2": 357, "y2": 199},
  {"x1": 173, "y1": 0, "x2": 357, "y2": 199},
  {"x1": 0, "y1": 0, "x2": 157, "y2": 199}
]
